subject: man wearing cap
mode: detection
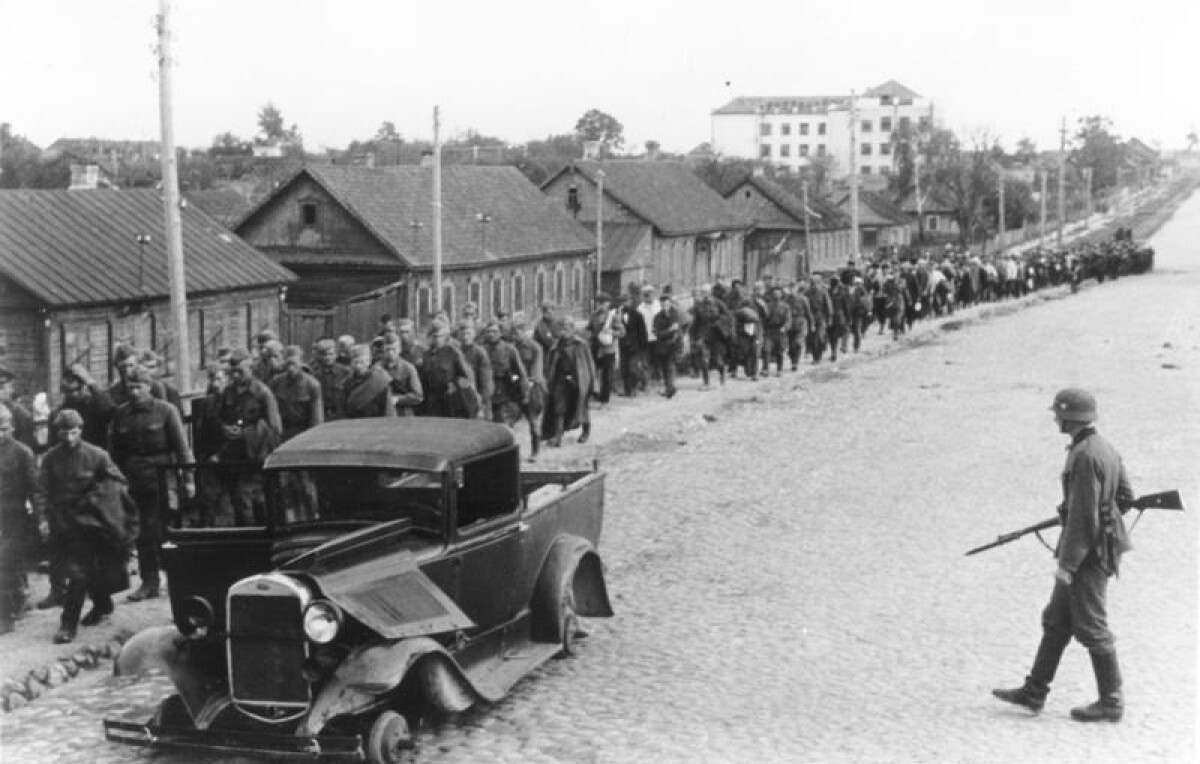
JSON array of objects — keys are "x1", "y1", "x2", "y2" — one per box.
[
  {"x1": 618, "y1": 288, "x2": 649, "y2": 397},
  {"x1": 0, "y1": 403, "x2": 43, "y2": 632},
  {"x1": 993, "y1": 388, "x2": 1134, "y2": 723},
  {"x1": 214, "y1": 349, "x2": 282, "y2": 525},
  {"x1": 108, "y1": 345, "x2": 167, "y2": 408},
  {"x1": 762, "y1": 287, "x2": 792, "y2": 377},
  {"x1": 396, "y1": 319, "x2": 427, "y2": 370},
  {"x1": 456, "y1": 323, "x2": 493, "y2": 420},
  {"x1": 586, "y1": 293, "x2": 624, "y2": 406},
  {"x1": 784, "y1": 283, "x2": 812, "y2": 370},
  {"x1": 543, "y1": 315, "x2": 596, "y2": 447},
  {"x1": 533, "y1": 302, "x2": 557, "y2": 367},
  {"x1": 109, "y1": 365, "x2": 194, "y2": 601},
  {"x1": 269, "y1": 346, "x2": 325, "y2": 439},
  {"x1": 651, "y1": 289, "x2": 683, "y2": 398},
  {"x1": 311, "y1": 339, "x2": 350, "y2": 421},
  {"x1": 482, "y1": 321, "x2": 527, "y2": 426},
  {"x1": 689, "y1": 284, "x2": 730, "y2": 389},
  {"x1": 41, "y1": 409, "x2": 133, "y2": 643},
  {"x1": 509, "y1": 313, "x2": 545, "y2": 460},
  {"x1": 419, "y1": 322, "x2": 475, "y2": 419},
  {"x1": 636, "y1": 286, "x2": 661, "y2": 391},
  {"x1": 56, "y1": 364, "x2": 116, "y2": 448},
  {"x1": 805, "y1": 275, "x2": 833, "y2": 363},
  {"x1": 138, "y1": 350, "x2": 182, "y2": 412},
  {"x1": 376, "y1": 333, "x2": 423, "y2": 417},
  {"x1": 343, "y1": 344, "x2": 395, "y2": 419}
]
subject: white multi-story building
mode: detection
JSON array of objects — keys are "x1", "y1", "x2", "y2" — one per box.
[{"x1": 710, "y1": 80, "x2": 935, "y2": 180}]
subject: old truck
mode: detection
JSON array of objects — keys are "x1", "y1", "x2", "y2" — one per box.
[{"x1": 104, "y1": 418, "x2": 612, "y2": 762}]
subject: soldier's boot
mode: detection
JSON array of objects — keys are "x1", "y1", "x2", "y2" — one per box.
[
  {"x1": 81, "y1": 593, "x2": 114, "y2": 627},
  {"x1": 992, "y1": 631, "x2": 1069, "y2": 712},
  {"x1": 0, "y1": 591, "x2": 17, "y2": 635},
  {"x1": 528, "y1": 435, "x2": 540, "y2": 462},
  {"x1": 37, "y1": 587, "x2": 66, "y2": 610},
  {"x1": 127, "y1": 581, "x2": 161, "y2": 602},
  {"x1": 54, "y1": 589, "x2": 85, "y2": 644},
  {"x1": 1071, "y1": 650, "x2": 1123, "y2": 722},
  {"x1": 577, "y1": 422, "x2": 591, "y2": 445}
]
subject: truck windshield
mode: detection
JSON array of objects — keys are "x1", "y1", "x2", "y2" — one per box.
[{"x1": 265, "y1": 467, "x2": 444, "y2": 532}]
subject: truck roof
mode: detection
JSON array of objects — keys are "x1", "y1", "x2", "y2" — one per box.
[{"x1": 264, "y1": 418, "x2": 515, "y2": 472}]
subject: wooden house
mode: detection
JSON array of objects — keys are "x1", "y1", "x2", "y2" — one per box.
[
  {"x1": 234, "y1": 164, "x2": 595, "y2": 346},
  {"x1": 541, "y1": 160, "x2": 749, "y2": 293},
  {"x1": 0, "y1": 188, "x2": 296, "y2": 403}
]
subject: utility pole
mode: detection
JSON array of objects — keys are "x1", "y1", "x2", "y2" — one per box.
[
  {"x1": 1039, "y1": 169, "x2": 1047, "y2": 245},
  {"x1": 595, "y1": 169, "x2": 605, "y2": 304},
  {"x1": 1056, "y1": 116, "x2": 1067, "y2": 250},
  {"x1": 800, "y1": 170, "x2": 813, "y2": 277},
  {"x1": 432, "y1": 106, "x2": 443, "y2": 313},
  {"x1": 156, "y1": 0, "x2": 190, "y2": 396},
  {"x1": 1083, "y1": 166, "x2": 1093, "y2": 228},
  {"x1": 849, "y1": 90, "x2": 860, "y2": 260},
  {"x1": 997, "y1": 167, "x2": 1005, "y2": 252}
]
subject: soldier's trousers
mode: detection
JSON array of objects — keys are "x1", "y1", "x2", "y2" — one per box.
[{"x1": 1042, "y1": 556, "x2": 1116, "y2": 654}]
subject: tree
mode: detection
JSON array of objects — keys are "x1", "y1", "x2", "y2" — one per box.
[
  {"x1": 1015, "y1": 137, "x2": 1038, "y2": 166},
  {"x1": 1187, "y1": 130, "x2": 1198, "y2": 153},
  {"x1": 257, "y1": 103, "x2": 285, "y2": 141},
  {"x1": 574, "y1": 109, "x2": 624, "y2": 155},
  {"x1": 515, "y1": 133, "x2": 584, "y2": 185},
  {"x1": 374, "y1": 121, "x2": 401, "y2": 143},
  {"x1": 691, "y1": 155, "x2": 758, "y2": 196},
  {"x1": 1070, "y1": 115, "x2": 1121, "y2": 193}
]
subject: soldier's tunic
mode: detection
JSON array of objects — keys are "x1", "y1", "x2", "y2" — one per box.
[
  {"x1": 1043, "y1": 426, "x2": 1133, "y2": 654},
  {"x1": 485, "y1": 338, "x2": 528, "y2": 426},
  {"x1": 421, "y1": 345, "x2": 475, "y2": 419},
  {"x1": 214, "y1": 379, "x2": 282, "y2": 525},
  {"x1": 270, "y1": 370, "x2": 325, "y2": 440},
  {"x1": 378, "y1": 358, "x2": 423, "y2": 417},
  {"x1": 460, "y1": 343, "x2": 494, "y2": 420},
  {"x1": 109, "y1": 397, "x2": 193, "y2": 586},
  {"x1": 0, "y1": 437, "x2": 41, "y2": 625},
  {"x1": 311, "y1": 362, "x2": 351, "y2": 421},
  {"x1": 342, "y1": 368, "x2": 395, "y2": 419}
]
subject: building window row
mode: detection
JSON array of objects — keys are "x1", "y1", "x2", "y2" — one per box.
[
  {"x1": 760, "y1": 121, "x2": 827, "y2": 137},
  {"x1": 760, "y1": 144, "x2": 827, "y2": 159}
]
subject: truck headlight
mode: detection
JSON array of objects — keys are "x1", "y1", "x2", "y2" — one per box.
[{"x1": 302, "y1": 601, "x2": 343, "y2": 644}]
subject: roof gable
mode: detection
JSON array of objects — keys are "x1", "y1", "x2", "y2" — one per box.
[
  {"x1": 728, "y1": 175, "x2": 848, "y2": 231},
  {"x1": 553, "y1": 161, "x2": 749, "y2": 236},
  {"x1": 239, "y1": 164, "x2": 594, "y2": 269},
  {"x1": 0, "y1": 189, "x2": 295, "y2": 307}
]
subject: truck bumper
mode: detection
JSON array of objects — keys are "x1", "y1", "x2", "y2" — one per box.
[{"x1": 103, "y1": 718, "x2": 366, "y2": 761}]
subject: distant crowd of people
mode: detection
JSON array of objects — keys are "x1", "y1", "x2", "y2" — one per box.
[{"x1": 0, "y1": 229, "x2": 1154, "y2": 643}]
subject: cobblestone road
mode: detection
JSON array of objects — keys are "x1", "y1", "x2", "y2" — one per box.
[{"x1": 2, "y1": 197, "x2": 1197, "y2": 763}]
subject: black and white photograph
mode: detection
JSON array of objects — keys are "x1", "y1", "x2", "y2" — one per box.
[{"x1": 0, "y1": 1, "x2": 1196, "y2": 762}]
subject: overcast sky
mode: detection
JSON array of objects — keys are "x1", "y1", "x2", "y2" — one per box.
[{"x1": 4, "y1": 0, "x2": 1196, "y2": 155}]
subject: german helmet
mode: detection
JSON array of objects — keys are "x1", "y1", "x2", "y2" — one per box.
[{"x1": 1050, "y1": 388, "x2": 1097, "y2": 423}]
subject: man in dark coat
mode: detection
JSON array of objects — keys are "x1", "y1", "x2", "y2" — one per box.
[
  {"x1": 0, "y1": 403, "x2": 43, "y2": 633},
  {"x1": 420, "y1": 322, "x2": 476, "y2": 419},
  {"x1": 651, "y1": 291, "x2": 683, "y2": 398},
  {"x1": 586, "y1": 293, "x2": 625, "y2": 406},
  {"x1": 762, "y1": 287, "x2": 792, "y2": 376},
  {"x1": 41, "y1": 409, "x2": 134, "y2": 644},
  {"x1": 993, "y1": 389, "x2": 1134, "y2": 723},
  {"x1": 482, "y1": 321, "x2": 528, "y2": 427},
  {"x1": 542, "y1": 316, "x2": 596, "y2": 447},
  {"x1": 509, "y1": 313, "x2": 546, "y2": 461},
  {"x1": 805, "y1": 275, "x2": 833, "y2": 363},
  {"x1": 457, "y1": 323, "x2": 493, "y2": 420},
  {"x1": 56, "y1": 364, "x2": 116, "y2": 447},
  {"x1": 376, "y1": 333, "x2": 423, "y2": 417},
  {"x1": 0, "y1": 367, "x2": 38, "y2": 452},
  {"x1": 827, "y1": 278, "x2": 851, "y2": 362},
  {"x1": 214, "y1": 349, "x2": 282, "y2": 526},
  {"x1": 311, "y1": 339, "x2": 351, "y2": 421},
  {"x1": 618, "y1": 290, "x2": 650, "y2": 397},
  {"x1": 108, "y1": 366, "x2": 193, "y2": 601},
  {"x1": 343, "y1": 344, "x2": 395, "y2": 419},
  {"x1": 270, "y1": 346, "x2": 325, "y2": 439},
  {"x1": 689, "y1": 284, "x2": 730, "y2": 389},
  {"x1": 784, "y1": 284, "x2": 812, "y2": 370}
]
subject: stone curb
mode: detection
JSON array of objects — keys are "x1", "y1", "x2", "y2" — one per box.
[{"x1": 1, "y1": 630, "x2": 132, "y2": 714}]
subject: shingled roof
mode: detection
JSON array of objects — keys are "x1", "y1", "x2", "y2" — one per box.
[
  {"x1": 0, "y1": 189, "x2": 295, "y2": 307},
  {"x1": 238, "y1": 164, "x2": 595, "y2": 270},
  {"x1": 548, "y1": 161, "x2": 749, "y2": 237},
  {"x1": 728, "y1": 175, "x2": 849, "y2": 231}
]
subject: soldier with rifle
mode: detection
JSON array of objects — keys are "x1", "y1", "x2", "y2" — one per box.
[{"x1": 984, "y1": 388, "x2": 1169, "y2": 723}]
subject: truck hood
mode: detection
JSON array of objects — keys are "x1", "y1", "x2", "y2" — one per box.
[{"x1": 281, "y1": 521, "x2": 474, "y2": 640}]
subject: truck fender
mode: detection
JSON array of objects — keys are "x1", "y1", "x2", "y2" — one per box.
[
  {"x1": 114, "y1": 626, "x2": 219, "y2": 723},
  {"x1": 531, "y1": 536, "x2": 613, "y2": 644},
  {"x1": 302, "y1": 638, "x2": 486, "y2": 735}
]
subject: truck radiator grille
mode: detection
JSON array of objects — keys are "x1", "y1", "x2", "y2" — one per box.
[{"x1": 228, "y1": 594, "x2": 309, "y2": 706}]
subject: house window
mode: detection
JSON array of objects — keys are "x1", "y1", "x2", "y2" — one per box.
[
  {"x1": 468, "y1": 280, "x2": 482, "y2": 314},
  {"x1": 781, "y1": 123, "x2": 791, "y2": 136},
  {"x1": 899, "y1": 116, "x2": 912, "y2": 131},
  {"x1": 760, "y1": 123, "x2": 772, "y2": 136},
  {"x1": 780, "y1": 145, "x2": 791, "y2": 157},
  {"x1": 760, "y1": 145, "x2": 771, "y2": 158},
  {"x1": 799, "y1": 144, "x2": 809, "y2": 157},
  {"x1": 554, "y1": 268, "x2": 565, "y2": 305},
  {"x1": 817, "y1": 144, "x2": 826, "y2": 156},
  {"x1": 535, "y1": 271, "x2": 547, "y2": 307},
  {"x1": 818, "y1": 123, "x2": 826, "y2": 136},
  {"x1": 879, "y1": 166, "x2": 891, "y2": 176},
  {"x1": 513, "y1": 273, "x2": 525, "y2": 312},
  {"x1": 566, "y1": 186, "x2": 581, "y2": 216},
  {"x1": 800, "y1": 123, "x2": 809, "y2": 136},
  {"x1": 926, "y1": 215, "x2": 939, "y2": 231},
  {"x1": 301, "y1": 202, "x2": 318, "y2": 227},
  {"x1": 441, "y1": 283, "x2": 455, "y2": 320},
  {"x1": 861, "y1": 120, "x2": 873, "y2": 133},
  {"x1": 491, "y1": 278, "x2": 504, "y2": 316},
  {"x1": 881, "y1": 142, "x2": 892, "y2": 155},
  {"x1": 881, "y1": 117, "x2": 892, "y2": 132},
  {"x1": 900, "y1": 98, "x2": 913, "y2": 106},
  {"x1": 861, "y1": 143, "x2": 872, "y2": 156},
  {"x1": 881, "y1": 95, "x2": 893, "y2": 106},
  {"x1": 571, "y1": 264, "x2": 583, "y2": 303}
]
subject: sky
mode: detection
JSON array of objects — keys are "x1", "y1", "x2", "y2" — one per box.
[{"x1": 3, "y1": 0, "x2": 1197, "y2": 156}]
